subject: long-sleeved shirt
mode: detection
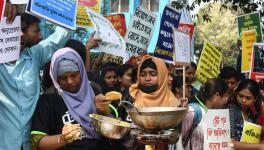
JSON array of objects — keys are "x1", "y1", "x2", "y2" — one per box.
[{"x1": 0, "y1": 26, "x2": 71, "y2": 150}]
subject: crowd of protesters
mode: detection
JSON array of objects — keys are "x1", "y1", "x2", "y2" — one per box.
[{"x1": 2, "y1": 1, "x2": 264, "y2": 150}]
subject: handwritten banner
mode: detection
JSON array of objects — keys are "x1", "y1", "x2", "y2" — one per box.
[
  {"x1": 0, "y1": 0, "x2": 4, "y2": 22},
  {"x1": 0, "y1": 16, "x2": 21, "y2": 63},
  {"x1": 178, "y1": 23, "x2": 195, "y2": 40},
  {"x1": 173, "y1": 29, "x2": 190, "y2": 66},
  {"x1": 26, "y1": 0, "x2": 77, "y2": 30},
  {"x1": 241, "y1": 30, "x2": 257, "y2": 73},
  {"x1": 154, "y1": 5, "x2": 181, "y2": 63},
  {"x1": 238, "y1": 12, "x2": 263, "y2": 43},
  {"x1": 102, "y1": 53, "x2": 123, "y2": 65},
  {"x1": 105, "y1": 14, "x2": 126, "y2": 37},
  {"x1": 76, "y1": 0, "x2": 100, "y2": 28},
  {"x1": 204, "y1": 109, "x2": 231, "y2": 150},
  {"x1": 240, "y1": 121, "x2": 262, "y2": 144},
  {"x1": 195, "y1": 42, "x2": 222, "y2": 84},
  {"x1": 86, "y1": 9, "x2": 128, "y2": 63},
  {"x1": 124, "y1": 6, "x2": 157, "y2": 56},
  {"x1": 250, "y1": 43, "x2": 264, "y2": 82}
]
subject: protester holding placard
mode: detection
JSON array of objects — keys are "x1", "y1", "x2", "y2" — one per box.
[
  {"x1": 179, "y1": 78, "x2": 229, "y2": 150},
  {"x1": 228, "y1": 79, "x2": 264, "y2": 149},
  {"x1": 0, "y1": 7, "x2": 71, "y2": 149}
]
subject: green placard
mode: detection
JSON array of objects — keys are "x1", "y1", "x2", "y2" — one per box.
[{"x1": 237, "y1": 12, "x2": 263, "y2": 42}]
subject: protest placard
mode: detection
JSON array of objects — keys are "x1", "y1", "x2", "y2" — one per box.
[
  {"x1": 241, "y1": 30, "x2": 257, "y2": 73},
  {"x1": 26, "y1": 0, "x2": 77, "y2": 30},
  {"x1": 195, "y1": 42, "x2": 222, "y2": 84},
  {"x1": 238, "y1": 12, "x2": 263, "y2": 42},
  {"x1": 76, "y1": 0, "x2": 100, "y2": 28},
  {"x1": 0, "y1": 0, "x2": 5, "y2": 22},
  {"x1": 240, "y1": 121, "x2": 262, "y2": 144},
  {"x1": 105, "y1": 14, "x2": 126, "y2": 37},
  {"x1": 154, "y1": 5, "x2": 181, "y2": 63},
  {"x1": 250, "y1": 43, "x2": 264, "y2": 82},
  {"x1": 10, "y1": 0, "x2": 28, "y2": 4},
  {"x1": 102, "y1": 53, "x2": 123, "y2": 65},
  {"x1": 124, "y1": 6, "x2": 156, "y2": 56},
  {"x1": 178, "y1": 23, "x2": 195, "y2": 40},
  {"x1": 0, "y1": 16, "x2": 20, "y2": 63},
  {"x1": 86, "y1": 9, "x2": 128, "y2": 63},
  {"x1": 173, "y1": 29, "x2": 190, "y2": 66},
  {"x1": 204, "y1": 109, "x2": 231, "y2": 150}
]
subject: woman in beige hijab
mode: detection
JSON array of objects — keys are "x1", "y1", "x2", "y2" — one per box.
[{"x1": 129, "y1": 55, "x2": 181, "y2": 108}]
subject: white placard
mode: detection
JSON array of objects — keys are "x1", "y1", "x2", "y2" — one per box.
[
  {"x1": 173, "y1": 29, "x2": 190, "y2": 66},
  {"x1": 10, "y1": 0, "x2": 28, "y2": 4},
  {"x1": 86, "y1": 8, "x2": 129, "y2": 63},
  {"x1": 0, "y1": 16, "x2": 21, "y2": 63},
  {"x1": 204, "y1": 109, "x2": 231, "y2": 150},
  {"x1": 124, "y1": 6, "x2": 157, "y2": 56}
]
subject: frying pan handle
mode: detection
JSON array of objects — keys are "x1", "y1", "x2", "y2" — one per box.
[{"x1": 119, "y1": 101, "x2": 139, "y2": 113}]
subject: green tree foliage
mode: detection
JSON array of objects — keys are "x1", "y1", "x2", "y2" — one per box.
[{"x1": 195, "y1": 3, "x2": 239, "y2": 65}]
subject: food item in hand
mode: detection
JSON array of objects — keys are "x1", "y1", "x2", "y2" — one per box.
[
  {"x1": 63, "y1": 123, "x2": 81, "y2": 141},
  {"x1": 105, "y1": 91, "x2": 122, "y2": 101}
]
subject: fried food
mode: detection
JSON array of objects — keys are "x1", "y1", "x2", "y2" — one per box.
[{"x1": 105, "y1": 91, "x2": 122, "y2": 101}]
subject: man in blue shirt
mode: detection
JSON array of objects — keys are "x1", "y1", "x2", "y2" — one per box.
[{"x1": 0, "y1": 11, "x2": 71, "y2": 150}]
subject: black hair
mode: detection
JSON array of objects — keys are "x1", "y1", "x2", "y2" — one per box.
[
  {"x1": 218, "y1": 66, "x2": 240, "y2": 81},
  {"x1": 233, "y1": 79, "x2": 262, "y2": 120},
  {"x1": 185, "y1": 62, "x2": 197, "y2": 71},
  {"x1": 101, "y1": 66, "x2": 117, "y2": 79},
  {"x1": 197, "y1": 78, "x2": 229, "y2": 103},
  {"x1": 117, "y1": 64, "x2": 134, "y2": 78},
  {"x1": 140, "y1": 58, "x2": 157, "y2": 72},
  {"x1": 259, "y1": 79, "x2": 264, "y2": 90},
  {"x1": 172, "y1": 76, "x2": 183, "y2": 94},
  {"x1": 172, "y1": 76, "x2": 192, "y2": 94},
  {"x1": 102, "y1": 62, "x2": 119, "y2": 68},
  {"x1": 100, "y1": 66, "x2": 118, "y2": 93},
  {"x1": 65, "y1": 39, "x2": 86, "y2": 63},
  {"x1": 21, "y1": 13, "x2": 40, "y2": 32}
]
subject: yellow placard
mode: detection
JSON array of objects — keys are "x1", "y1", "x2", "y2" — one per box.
[
  {"x1": 195, "y1": 42, "x2": 222, "y2": 83},
  {"x1": 240, "y1": 121, "x2": 262, "y2": 144},
  {"x1": 76, "y1": 0, "x2": 101, "y2": 28},
  {"x1": 241, "y1": 30, "x2": 257, "y2": 72}
]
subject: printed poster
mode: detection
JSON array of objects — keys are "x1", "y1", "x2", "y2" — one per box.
[
  {"x1": 237, "y1": 12, "x2": 263, "y2": 42},
  {"x1": 240, "y1": 121, "x2": 262, "y2": 144},
  {"x1": 241, "y1": 30, "x2": 257, "y2": 73},
  {"x1": 105, "y1": 14, "x2": 126, "y2": 37},
  {"x1": 250, "y1": 43, "x2": 264, "y2": 82},
  {"x1": 204, "y1": 109, "x2": 231, "y2": 150},
  {"x1": 86, "y1": 9, "x2": 129, "y2": 63},
  {"x1": 173, "y1": 29, "x2": 190, "y2": 66},
  {"x1": 0, "y1": 16, "x2": 21, "y2": 63},
  {"x1": 195, "y1": 42, "x2": 222, "y2": 84},
  {"x1": 76, "y1": 0, "x2": 100, "y2": 28},
  {"x1": 26, "y1": 0, "x2": 77, "y2": 30},
  {"x1": 124, "y1": 6, "x2": 157, "y2": 56},
  {"x1": 154, "y1": 5, "x2": 181, "y2": 63}
]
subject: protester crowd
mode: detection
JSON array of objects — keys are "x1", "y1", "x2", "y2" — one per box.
[{"x1": 1, "y1": 1, "x2": 264, "y2": 150}]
